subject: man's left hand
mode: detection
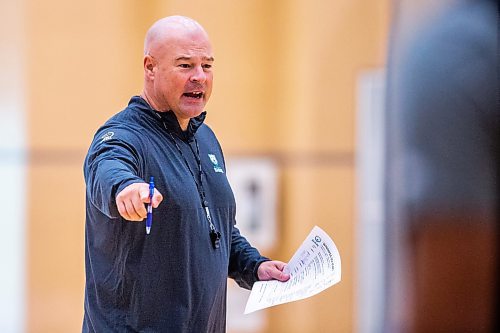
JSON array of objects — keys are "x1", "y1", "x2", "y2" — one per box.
[{"x1": 257, "y1": 260, "x2": 290, "y2": 282}]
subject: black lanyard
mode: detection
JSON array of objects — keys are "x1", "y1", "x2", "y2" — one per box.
[{"x1": 164, "y1": 126, "x2": 221, "y2": 249}]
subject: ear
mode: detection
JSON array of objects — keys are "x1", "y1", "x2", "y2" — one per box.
[{"x1": 144, "y1": 55, "x2": 156, "y2": 80}]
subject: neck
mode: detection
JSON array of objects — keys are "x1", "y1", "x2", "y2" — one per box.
[
  {"x1": 140, "y1": 91, "x2": 189, "y2": 131},
  {"x1": 140, "y1": 91, "x2": 161, "y2": 112},
  {"x1": 177, "y1": 118, "x2": 190, "y2": 131}
]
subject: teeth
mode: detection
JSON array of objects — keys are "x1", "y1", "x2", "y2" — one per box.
[{"x1": 184, "y1": 91, "x2": 203, "y2": 98}]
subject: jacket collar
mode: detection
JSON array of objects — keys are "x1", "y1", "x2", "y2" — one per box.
[{"x1": 130, "y1": 95, "x2": 206, "y2": 142}]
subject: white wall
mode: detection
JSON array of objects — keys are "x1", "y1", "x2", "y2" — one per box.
[
  {"x1": 356, "y1": 69, "x2": 386, "y2": 333},
  {"x1": 0, "y1": 1, "x2": 27, "y2": 331}
]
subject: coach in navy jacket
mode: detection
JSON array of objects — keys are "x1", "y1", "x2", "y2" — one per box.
[{"x1": 83, "y1": 16, "x2": 289, "y2": 333}]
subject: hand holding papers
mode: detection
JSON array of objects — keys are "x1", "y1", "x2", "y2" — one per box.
[{"x1": 244, "y1": 226, "x2": 341, "y2": 314}]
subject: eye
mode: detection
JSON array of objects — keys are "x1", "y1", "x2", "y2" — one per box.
[
  {"x1": 202, "y1": 64, "x2": 212, "y2": 70},
  {"x1": 178, "y1": 63, "x2": 191, "y2": 69}
]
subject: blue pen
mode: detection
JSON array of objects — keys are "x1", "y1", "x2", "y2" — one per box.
[{"x1": 146, "y1": 176, "x2": 154, "y2": 234}]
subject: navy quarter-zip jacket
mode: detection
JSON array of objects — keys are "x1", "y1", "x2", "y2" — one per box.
[{"x1": 83, "y1": 96, "x2": 268, "y2": 332}]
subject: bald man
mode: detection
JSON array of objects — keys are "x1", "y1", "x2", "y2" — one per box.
[{"x1": 83, "y1": 16, "x2": 289, "y2": 332}]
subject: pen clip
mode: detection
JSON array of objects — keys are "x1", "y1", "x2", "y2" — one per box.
[{"x1": 149, "y1": 176, "x2": 155, "y2": 199}]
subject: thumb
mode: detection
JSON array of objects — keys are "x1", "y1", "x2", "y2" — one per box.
[
  {"x1": 273, "y1": 262, "x2": 290, "y2": 282},
  {"x1": 274, "y1": 268, "x2": 290, "y2": 282},
  {"x1": 274, "y1": 261, "x2": 287, "y2": 271},
  {"x1": 152, "y1": 189, "x2": 163, "y2": 208}
]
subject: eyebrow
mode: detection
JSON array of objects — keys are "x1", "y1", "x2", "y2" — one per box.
[{"x1": 175, "y1": 56, "x2": 215, "y2": 62}]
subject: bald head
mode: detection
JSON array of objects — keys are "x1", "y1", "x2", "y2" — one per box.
[
  {"x1": 144, "y1": 16, "x2": 209, "y2": 55},
  {"x1": 141, "y1": 16, "x2": 214, "y2": 130}
]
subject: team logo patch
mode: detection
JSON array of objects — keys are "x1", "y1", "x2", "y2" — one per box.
[{"x1": 208, "y1": 154, "x2": 224, "y2": 173}]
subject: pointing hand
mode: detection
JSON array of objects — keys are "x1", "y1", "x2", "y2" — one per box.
[{"x1": 116, "y1": 182, "x2": 163, "y2": 221}]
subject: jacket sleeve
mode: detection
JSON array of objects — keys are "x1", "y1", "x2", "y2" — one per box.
[
  {"x1": 84, "y1": 128, "x2": 146, "y2": 219},
  {"x1": 228, "y1": 226, "x2": 270, "y2": 289}
]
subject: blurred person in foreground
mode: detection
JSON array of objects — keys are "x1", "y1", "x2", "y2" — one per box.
[
  {"x1": 82, "y1": 16, "x2": 289, "y2": 332},
  {"x1": 385, "y1": 0, "x2": 499, "y2": 332}
]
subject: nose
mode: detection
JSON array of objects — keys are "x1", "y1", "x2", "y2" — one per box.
[{"x1": 190, "y1": 65, "x2": 207, "y2": 83}]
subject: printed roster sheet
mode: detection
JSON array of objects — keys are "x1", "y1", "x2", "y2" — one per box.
[{"x1": 245, "y1": 226, "x2": 341, "y2": 314}]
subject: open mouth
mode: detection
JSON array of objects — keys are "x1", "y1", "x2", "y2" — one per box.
[{"x1": 183, "y1": 91, "x2": 204, "y2": 99}]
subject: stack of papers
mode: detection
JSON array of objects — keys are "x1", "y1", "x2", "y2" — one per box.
[{"x1": 244, "y1": 226, "x2": 342, "y2": 314}]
